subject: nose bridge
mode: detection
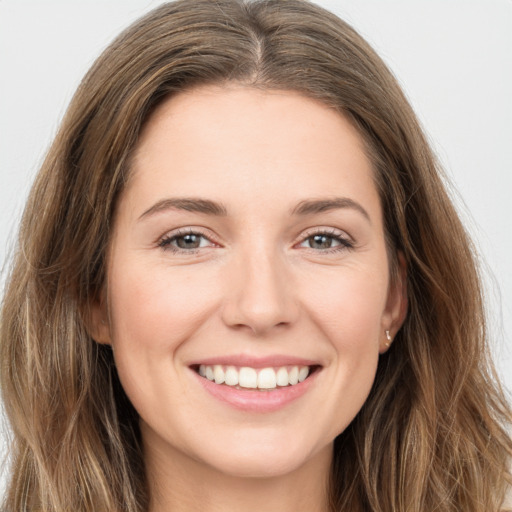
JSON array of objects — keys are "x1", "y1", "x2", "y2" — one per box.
[{"x1": 222, "y1": 239, "x2": 297, "y2": 335}]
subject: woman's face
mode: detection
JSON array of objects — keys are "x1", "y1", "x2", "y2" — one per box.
[{"x1": 93, "y1": 85, "x2": 405, "y2": 479}]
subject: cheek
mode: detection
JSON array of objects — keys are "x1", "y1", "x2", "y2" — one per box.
[
  {"x1": 303, "y1": 263, "x2": 389, "y2": 349},
  {"x1": 105, "y1": 256, "x2": 221, "y2": 428},
  {"x1": 108, "y1": 257, "x2": 219, "y2": 353},
  {"x1": 298, "y1": 265, "x2": 387, "y2": 434}
]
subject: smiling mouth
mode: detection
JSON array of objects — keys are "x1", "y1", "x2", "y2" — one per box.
[{"x1": 191, "y1": 364, "x2": 321, "y2": 391}]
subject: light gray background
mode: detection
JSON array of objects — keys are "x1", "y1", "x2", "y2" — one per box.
[{"x1": 1, "y1": 0, "x2": 511, "y2": 494}]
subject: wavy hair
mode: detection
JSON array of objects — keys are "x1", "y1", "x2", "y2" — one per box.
[{"x1": 1, "y1": 1, "x2": 511, "y2": 510}]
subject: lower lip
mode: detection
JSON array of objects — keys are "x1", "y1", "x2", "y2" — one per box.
[{"x1": 192, "y1": 369, "x2": 319, "y2": 413}]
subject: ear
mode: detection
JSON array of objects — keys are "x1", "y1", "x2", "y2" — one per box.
[
  {"x1": 380, "y1": 251, "x2": 408, "y2": 353},
  {"x1": 87, "y1": 293, "x2": 112, "y2": 345}
]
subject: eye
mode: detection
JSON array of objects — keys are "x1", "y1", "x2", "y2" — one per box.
[
  {"x1": 298, "y1": 229, "x2": 354, "y2": 252},
  {"x1": 158, "y1": 228, "x2": 216, "y2": 253}
]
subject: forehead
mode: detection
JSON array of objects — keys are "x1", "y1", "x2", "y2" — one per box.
[
  {"x1": 123, "y1": 85, "x2": 381, "y2": 221},
  {"x1": 134, "y1": 85, "x2": 368, "y2": 163}
]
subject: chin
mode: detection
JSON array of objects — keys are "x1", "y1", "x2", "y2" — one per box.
[
  {"x1": 197, "y1": 431, "x2": 329, "y2": 479},
  {"x1": 210, "y1": 453, "x2": 310, "y2": 479}
]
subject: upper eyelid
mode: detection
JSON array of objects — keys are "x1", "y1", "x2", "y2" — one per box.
[
  {"x1": 158, "y1": 226, "x2": 217, "y2": 243},
  {"x1": 296, "y1": 226, "x2": 353, "y2": 243},
  {"x1": 156, "y1": 226, "x2": 354, "y2": 248},
  {"x1": 157, "y1": 229, "x2": 219, "y2": 255}
]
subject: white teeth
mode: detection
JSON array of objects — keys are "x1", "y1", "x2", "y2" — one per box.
[
  {"x1": 276, "y1": 367, "x2": 289, "y2": 386},
  {"x1": 213, "y1": 365, "x2": 225, "y2": 384},
  {"x1": 239, "y1": 367, "x2": 258, "y2": 388},
  {"x1": 197, "y1": 364, "x2": 313, "y2": 390},
  {"x1": 298, "y1": 366, "x2": 309, "y2": 382},
  {"x1": 257, "y1": 368, "x2": 277, "y2": 389},
  {"x1": 289, "y1": 366, "x2": 299, "y2": 385},
  {"x1": 224, "y1": 366, "x2": 239, "y2": 386}
]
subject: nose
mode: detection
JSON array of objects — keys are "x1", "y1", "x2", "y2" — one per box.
[{"x1": 221, "y1": 246, "x2": 299, "y2": 336}]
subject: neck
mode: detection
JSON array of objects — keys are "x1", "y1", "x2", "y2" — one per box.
[{"x1": 144, "y1": 435, "x2": 333, "y2": 512}]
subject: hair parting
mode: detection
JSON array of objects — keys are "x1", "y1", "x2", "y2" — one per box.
[{"x1": 1, "y1": 1, "x2": 510, "y2": 511}]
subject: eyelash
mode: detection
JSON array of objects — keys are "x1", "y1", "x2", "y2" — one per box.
[
  {"x1": 158, "y1": 228, "x2": 215, "y2": 254},
  {"x1": 298, "y1": 228, "x2": 354, "y2": 253},
  {"x1": 158, "y1": 227, "x2": 354, "y2": 254}
]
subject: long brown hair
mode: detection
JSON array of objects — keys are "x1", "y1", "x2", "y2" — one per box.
[{"x1": 1, "y1": 1, "x2": 511, "y2": 510}]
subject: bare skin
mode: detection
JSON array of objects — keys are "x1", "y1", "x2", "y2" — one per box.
[{"x1": 91, "y1": 85, "x2": 406, "y2": 512}]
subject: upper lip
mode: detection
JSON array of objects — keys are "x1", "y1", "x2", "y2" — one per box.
[{"x1": 188, "y1": 354, "x2": 322, "y2": 368}]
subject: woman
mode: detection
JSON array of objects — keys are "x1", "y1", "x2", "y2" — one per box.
[{"x1": 1, "y1": 0, "x2": 511, "y2": 510}]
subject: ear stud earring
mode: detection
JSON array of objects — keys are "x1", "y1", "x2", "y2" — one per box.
[{"x1": 385, "y1": 330, "x2": 392, "y2": 348}]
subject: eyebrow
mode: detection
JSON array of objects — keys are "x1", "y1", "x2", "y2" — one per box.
[
  {"x1": 291, "y1": 197, "x2": 371, "y2": 223},
  {"x1": 139, "y1": 197, "x2": 228, "y2": 220},
  {"x1": 138, "y1": 196, "x2": 370, "y2": 223}
]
